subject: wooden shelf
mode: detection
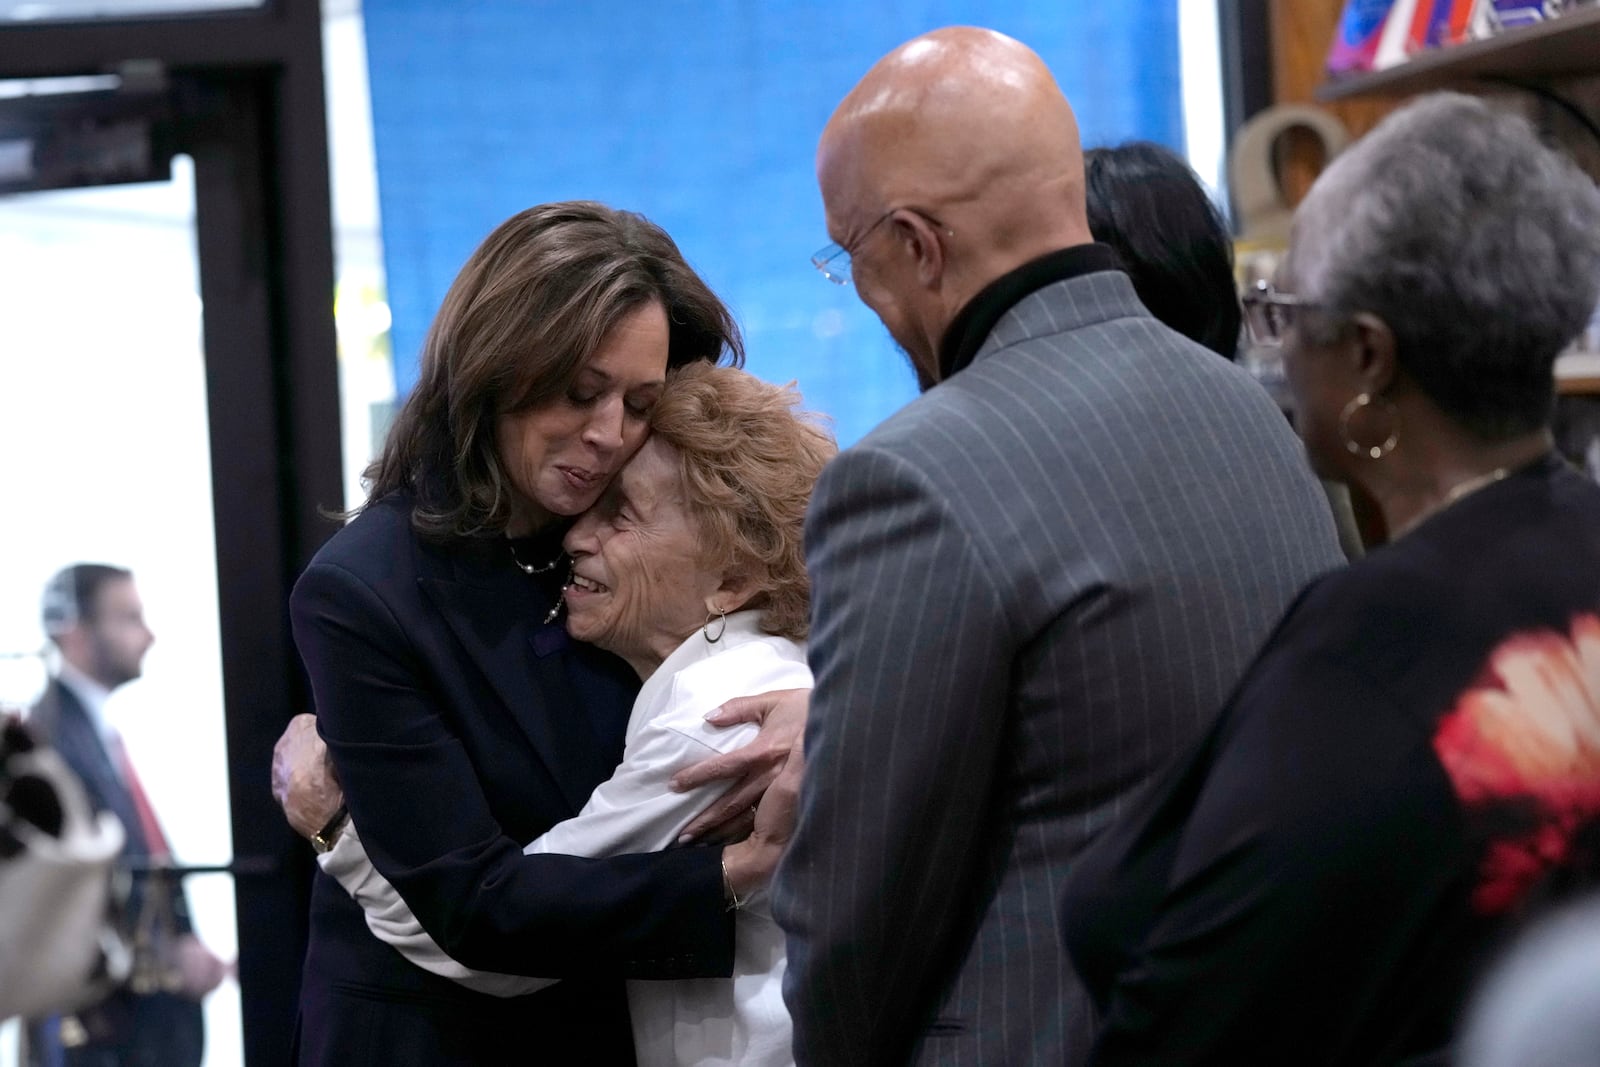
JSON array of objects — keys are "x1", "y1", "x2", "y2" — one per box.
[
  {"x1": 1318, "y1": 6, "x2": 1600, "y2": 101},
  {"x1": 1557, "y1": 350, "x2": 1600, "y2": 394}
]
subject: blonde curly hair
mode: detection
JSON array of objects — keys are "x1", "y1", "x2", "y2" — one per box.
[{"x1": 648, "y1": 363, "x2": 836, "y2": 640}]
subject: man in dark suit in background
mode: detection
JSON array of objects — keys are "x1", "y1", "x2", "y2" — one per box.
[
  {"x1": 27, "y1": 564, "x2": 226, "y2": 1067},
  {"x1": 771, "y1": 27, "x2": 1345, "y2": 1066}
]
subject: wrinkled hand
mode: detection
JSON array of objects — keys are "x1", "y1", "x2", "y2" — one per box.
[
  {"x1": 671, "y1": 689, "x2": 809, "y2": 844},
  {"x1": 174, "y1": 934, "x2": 229, "y2": 1000},
  {"x1": 721, "y1": 737, "x2": 805, "y2": 901},
  {"x1": 270, "y1": 713, "x2": 344, "y2": 839}
]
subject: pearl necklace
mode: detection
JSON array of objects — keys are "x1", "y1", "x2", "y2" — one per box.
[
  {"x1": 508, "y1": 541, "x2": 563, "y2": 575},
  {"x1": 542, "y1": 561, "x2": 575, "y2": 624},
  {"x1": 507, "y1": 542, "x2": 574, "y2": 624}
]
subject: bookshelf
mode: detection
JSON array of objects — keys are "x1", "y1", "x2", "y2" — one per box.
[
  {"x1": 1316, "y1": 6, "x2": 1600, "y2": 100},
  {"x1": 1312, "y1": 7, "x2": 1600, "y2": 393}
]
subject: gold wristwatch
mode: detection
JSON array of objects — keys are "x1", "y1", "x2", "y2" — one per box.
[{"x1": 310, "y1": 804, "x2": 349, "y2": 854}]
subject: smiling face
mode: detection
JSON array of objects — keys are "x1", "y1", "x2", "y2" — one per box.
[
  {"x1": 495, "y1": 300, "x2": 670, "y2": 535},
  {"x1": 561, "y1": 437, "x2": 735, "y2": 678}
]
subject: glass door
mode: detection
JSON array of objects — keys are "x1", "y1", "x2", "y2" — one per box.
[
  {"x1": 0, "y1": 155, "x2": 243, "y2": 1064},
  {"x1": 0, "y1": 4, "x2": 341, "y2": 1063}
]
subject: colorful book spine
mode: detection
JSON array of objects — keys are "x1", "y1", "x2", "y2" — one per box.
[
  {"x1": 1446, "y1": 0, "x2": 1478, "y2": 44},
  {"x1": 1485, "y1": 0, "x2": 1562, "y2": 32},
  {"x1": 1327, "y1": 0, "x2": 1399, "y2": 75},
  {"x1": 1405, "y1": 0, "x2": 1443, "y2": 51},
  {"x1": 1374, "y1": 0, "x2": 1424, "y2": 67},
  {"x1": 1420, "y1": 0, "x2": 1460, "y2": 45}
]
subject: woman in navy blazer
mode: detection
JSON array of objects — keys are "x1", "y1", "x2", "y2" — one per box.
[{"x1": 287, "y1": 202, "x2": 790, "y2": 1065}]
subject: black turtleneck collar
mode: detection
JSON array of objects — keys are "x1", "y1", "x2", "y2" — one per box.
[{"x1": 937, "y1": 243, "x2": 1124, "y2": 381}]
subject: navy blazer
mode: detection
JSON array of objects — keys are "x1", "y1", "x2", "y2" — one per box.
[
  {"x1": 29, "y1": 679, "x2": 204, "y2": 1067},
  {"x1": 290, "y1": 491, "x2": 733, "y2": 1066}
]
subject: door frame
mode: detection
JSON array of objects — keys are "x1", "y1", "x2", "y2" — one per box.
[{"x1": 1, "y1": 4, "x2": 340, "y2": 1063}]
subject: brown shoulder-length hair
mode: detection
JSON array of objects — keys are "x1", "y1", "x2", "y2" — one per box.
[
  {"x1": 648, "y1": 363, "x2": 836, "y2": 641},
  {"x1": 365, "y1": 201, "x2": 744, "y2": 539}
]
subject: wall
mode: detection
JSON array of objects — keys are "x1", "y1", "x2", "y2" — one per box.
[{"x1": 362, "y1": 1, "x2": 1191, "y2": 447}]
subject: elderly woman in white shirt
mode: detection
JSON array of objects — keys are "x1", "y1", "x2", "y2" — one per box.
[{"x1": 314, "y1": 362, "x2": 834, "y2": 1067}]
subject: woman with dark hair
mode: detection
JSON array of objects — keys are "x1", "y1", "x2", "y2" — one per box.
[
  {"x1": 1085, "y1": 141, "x2": 1241, "y2": 359},
  {"x1": 279, "y1": 202, "x2": 804, "y2": 1065},
  {"x1": 316, "y1": 364, "x2": 835, "y2": 1067},
  {"x1": 1061, "y1": 93, "x2": 1600, "y2": 1065}
]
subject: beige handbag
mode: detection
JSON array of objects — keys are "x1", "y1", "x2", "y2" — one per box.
[{"x1": 0, "y1": 721, "x2": 129, "y2": 1022}]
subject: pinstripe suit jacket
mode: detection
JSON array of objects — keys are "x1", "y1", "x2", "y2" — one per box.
[{"x1": 772, "y1": 267, "x2": 1344, "y2": 1066}]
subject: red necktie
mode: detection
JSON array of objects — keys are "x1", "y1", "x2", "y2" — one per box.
[{"x1": 108, "y1": 732, "x2": 171, "y2": 860}]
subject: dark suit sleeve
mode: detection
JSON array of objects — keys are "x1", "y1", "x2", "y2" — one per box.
[
  {"x1": 290, "y1": 559, "x2": 734, "y2": 979},
  {"x1": 773, "y1": 445, "x2": 1014, "y2": 1065}
]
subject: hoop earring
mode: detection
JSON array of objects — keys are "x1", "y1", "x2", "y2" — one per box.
[
  {"x1": 1339, "y1": 392, "x2": 1399, "y2": 459},
  {"x1": 703, "y1": 608, "x2": 727, "y2": 643}
]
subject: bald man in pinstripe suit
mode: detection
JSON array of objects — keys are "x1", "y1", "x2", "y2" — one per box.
[{"x1": 771, "y1": 28, "x2": 1345, "y2": 1066}]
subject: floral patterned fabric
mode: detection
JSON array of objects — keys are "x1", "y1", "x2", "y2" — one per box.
[{"x1": 1433, "y1": 615, "x2": 1600, "y2": 916}]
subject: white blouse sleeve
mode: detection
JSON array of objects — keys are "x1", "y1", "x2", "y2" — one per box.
[
  {"x1": 320, "y1": 638, "x2": 811, "y2": 993},
  {"x1": 318, "y1": 821, "x2": 555, "y2": 997},
  {"x1": 526, "y1": 654, "x2": 811, "y2": 858}
]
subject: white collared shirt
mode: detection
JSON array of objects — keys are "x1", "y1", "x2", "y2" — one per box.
[{"x1": 320, "y1": 610, "x2": 809, "y2": 1067}]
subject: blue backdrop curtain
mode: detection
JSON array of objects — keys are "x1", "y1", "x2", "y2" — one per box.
[{"x1": 363, "y1": 1, "x2": 1183, "y2": 446}]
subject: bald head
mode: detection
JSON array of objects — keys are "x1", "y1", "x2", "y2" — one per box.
[{"x1": 819, "y1": 27, "x2": 1092, "y2": 285}]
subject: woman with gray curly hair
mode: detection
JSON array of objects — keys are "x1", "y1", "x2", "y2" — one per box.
[
  {"x1": 1061, "y1": 92, "x2": 1600, "y2": 1065},
  {"x1": 315, "y1": 363, "x2": 834, "y2": 1067}
]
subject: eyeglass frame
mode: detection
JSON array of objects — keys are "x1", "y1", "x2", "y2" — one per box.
[
  {"x1": 1241, "y1": 279, "x2": 1328, "y2": 347},
  {"x1": 810, "y1": 206, "x2": 953, "y2": 285}
]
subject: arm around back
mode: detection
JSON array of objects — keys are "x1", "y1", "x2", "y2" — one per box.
[{"x1": 290, "y1": 535, "x2": 734, "y2": 980}]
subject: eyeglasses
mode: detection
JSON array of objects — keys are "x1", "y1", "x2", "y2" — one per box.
[
  {"x1": 810, "y1": 207, "x2": 952, "y2": 286},
  {"x1": 1242, "y1": 279, "x2": 1322, "y2": 347}
]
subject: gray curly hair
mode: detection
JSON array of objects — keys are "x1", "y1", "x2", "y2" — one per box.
[{"x1": 1288, "y1": 91, "x2": 1600, "y2": 441}]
